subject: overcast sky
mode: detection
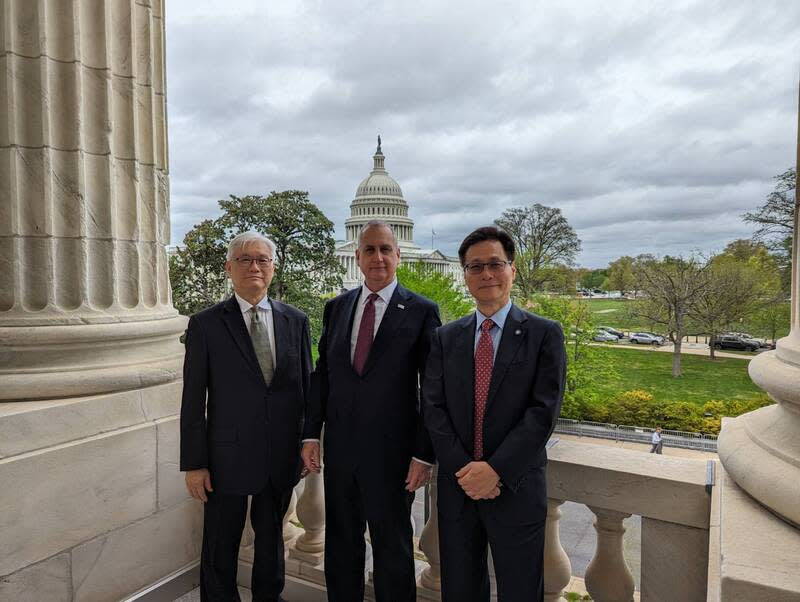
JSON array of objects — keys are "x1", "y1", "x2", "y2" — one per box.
[{"x1": 165, "y1": 1, "x2": 800, "y2": 268}]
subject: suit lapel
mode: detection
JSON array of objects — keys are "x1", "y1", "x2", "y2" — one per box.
[
  {"x1": 361, "y1": 285, "x2": 412, "y2": 376},
  {"x1": 221, "y1": 295, "x2": 263, "y2": 382},
  {"x1": 338, "y1": 288, "x2": 361, "y2": 371},
  {"x1": 486, "y1": 304, "x2": 527, "y2": 408},
  {"x1": 271, "y1": 301, "x2": 290, "y2": 381},
  {"x1": 456, "y1": 314, "x2": 477, "y2": 447}
]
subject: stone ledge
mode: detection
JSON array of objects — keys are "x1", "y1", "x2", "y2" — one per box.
[
  {"x1": 547, "y1": 439, "x2": 711, "y2": 528},
  {"x1": 0, "y1": 380, "x2": 181, "y2": 457}
]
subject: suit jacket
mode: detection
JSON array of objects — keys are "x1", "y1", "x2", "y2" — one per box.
[
  {"x1": 180, "y1": 295, "x2": 312, "y2": 495},
  {"x1": 423, "y1": 304, "x2": 566, "y2": 524},
  {"x1": 303, "y1": 284, "x2": 441, "y2": 484}
]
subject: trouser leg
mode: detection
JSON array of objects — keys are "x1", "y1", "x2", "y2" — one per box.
[
  {"x1": 200, "y1": 491, "x2": 248, "y2": 602},
  {"x1": 485, "y1": 514, "x2": 546, "y2": 602},
  {"x1": 250, "y1": 481, "x2": 293, "y2": 602},
  {"x1": 324, "y1": 466, "x2": 367, "y2": 602},
  {"x1": 438, "y1": 499, "x2": 490, "y2": 602},
  {"x1": 363, "y1": 481, "x2": 417, "y2": 602}
]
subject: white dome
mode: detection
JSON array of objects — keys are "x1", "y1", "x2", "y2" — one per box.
[{"x1": 356, "y1": 172, "x2": 403, "y2": 198}]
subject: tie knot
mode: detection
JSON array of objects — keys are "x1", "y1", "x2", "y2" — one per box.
[
  {"x1": 250, "y1": 307, "x2": 261, "y2": 321},
  {"x1": 366, "y1": 293, "x2": 379, "y2": 304},
  {"x1": 481, "y1": 319, "x2": 495, "y2": 333}
]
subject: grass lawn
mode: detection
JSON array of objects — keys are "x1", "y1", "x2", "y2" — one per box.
[{"x1": 593, "y1": 346, "x2": 765, "y2": 406}]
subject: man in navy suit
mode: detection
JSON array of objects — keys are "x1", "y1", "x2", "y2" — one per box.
[
  {"x1": 423, "y1": 226, "x2": 566, "y2": 602},
  {"x1": 301, "y1": 220, "x2": 441, "y2": 601},
  {"x1": 180, "y1": 231, "x2": 312, "y2": 602}
]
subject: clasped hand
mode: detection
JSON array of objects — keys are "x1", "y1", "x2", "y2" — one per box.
[{"x1": 456, "y1": 461, "x2": 501, "y2": 500}]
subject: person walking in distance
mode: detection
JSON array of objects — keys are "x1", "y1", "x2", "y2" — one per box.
[{"x1": 650, "y1": 427, "x2": 663, "y2": 454}]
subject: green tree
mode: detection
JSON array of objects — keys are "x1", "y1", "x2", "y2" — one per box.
[
  {"x1": 169, "y1": 219, "x2": 229, "y2": 316},
  {"x1": 743, "y1": 168, "x2": 796, "y2": 292},
  {"x1": 395, "y1": 263, "x2": 473, "y2": 323},
  {"x1": 495, "y1": 204, "x2": 581, "y2": 298},
  {"x1": 169, "y1": 191, "x2": 342, "y2": 344},
  {"x1": 631, "y1": 255, "x2": 710, "y2": 377},
  {"x1": 689, "y1": 254, "x2": 764, "y2": 359},
  {"x1": 528, "y1": 295, "x2": 617, "y2": 419},
  {"x1": 579, "y1": 268, "x2": 608, "y2": 291},
  {"x1": 604, "y1": 256, "x2": 636, "y2": 294}
]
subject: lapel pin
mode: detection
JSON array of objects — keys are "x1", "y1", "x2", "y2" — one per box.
[
  {"x1": 397, "y1": 304, "x2": 406, "y2": 310},
  {"x1": 515, "y1": 329, "x2": 522, "y2": 335}
]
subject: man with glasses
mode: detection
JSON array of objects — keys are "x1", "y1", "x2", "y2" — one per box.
[
  {"x1": 423, "y1": 226, "x2": 566, "y2": 602},
  {"x1": 180, "y1": 231, "x2": 312, "y2": 602},
  {"x1": 300, "y1": 220, "x2": 441, "y2": 601}
]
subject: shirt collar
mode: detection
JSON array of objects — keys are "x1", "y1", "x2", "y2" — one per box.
[
  {"x1": 234, "y1": 292, "x2": 271, "y2": 313},
  {"x1": 476, "y1": 300, "x2": 513, "y2": 333},
  {"x1": 360, "y1": 278, "x2": 397, "y2": 306}
]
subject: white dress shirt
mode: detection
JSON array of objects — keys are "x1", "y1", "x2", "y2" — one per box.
[
  {"x1": 350, "y1": 279, "x2": 398, "y2": 361},
  {"x1": 305, "y1": 279, "x2": 431, "y2": 468},
  {"x1": 234, "y1": 292, "x2": 276, "y2": 371}
]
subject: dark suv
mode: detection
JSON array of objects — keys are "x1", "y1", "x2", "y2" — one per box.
[{"x1": 713, "y1": 335, "x2": 760, "y2": 352}]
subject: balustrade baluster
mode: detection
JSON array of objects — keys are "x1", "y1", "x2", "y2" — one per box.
[
  {"x1": 584, "y1": 506, "x2": 635, "y2": 602},
  {"x1": 544, "y1": 498, "x2": 572, "y2": 602}
]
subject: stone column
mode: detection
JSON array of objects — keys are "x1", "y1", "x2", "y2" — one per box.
[
  {"x1": 418, "y1": 469, "x2": 441, "y2": 599},
  {"x1": 584, "y1": 507, "x2": 635, "y2": 602},
  {"x1": 718, "y1": 82, "x2": 800, "y2": 526},
  {"x1": 0, "y1": 0, "x2": 185, "y2": 401},
  {"x1": 289, "y1": 470, "x2": 326, "y2": 564},
  {"x1": 544, "y1": 499, "x2": 572, "y2": 602}
]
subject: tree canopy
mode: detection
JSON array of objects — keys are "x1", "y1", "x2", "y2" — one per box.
[{"x1": 494, "y1": 204, "x2": 581, "y2": 299}]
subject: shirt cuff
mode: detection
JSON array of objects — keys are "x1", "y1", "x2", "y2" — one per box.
[
  {"x1": 411, "y1": 457, "x2": 434, "y2": 467},
  {"x1": 301, "y1": 439, "x2": 320, "y2": 443}
]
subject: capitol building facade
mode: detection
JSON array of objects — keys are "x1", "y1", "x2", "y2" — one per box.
[{"x1": 335, "y1": 139, "x2": 462, "y2": 290}]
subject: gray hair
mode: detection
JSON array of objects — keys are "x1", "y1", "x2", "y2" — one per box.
[
  {"x1": 358, "y1": 220, "x2": 398, "y2": 248},
  {"x1": 226, "y1": 231, "x2": 277, "y2": 260}
]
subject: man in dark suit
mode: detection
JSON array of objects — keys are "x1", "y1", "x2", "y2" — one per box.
[
  {"x1": 180, "y1": 231, "x2": 312, "y2": 602},
  {"x1": 423, "y1": 226, "x2": 566, "y2": 602},
  {"x1": 301, "y1": 220, "x2": 441, "y2": 601}
]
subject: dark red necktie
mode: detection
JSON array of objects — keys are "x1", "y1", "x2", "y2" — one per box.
[
  {"x1": 353, "y1": 293, "x2": 379, "y2": 375},
  {"x1": 474, "y1": 319, "x2": 495, "y2": 459}
]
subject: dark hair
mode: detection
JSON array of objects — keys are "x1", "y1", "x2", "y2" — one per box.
[{"x1": 457, "y1": 226, "x2": 516, "y2": 266}]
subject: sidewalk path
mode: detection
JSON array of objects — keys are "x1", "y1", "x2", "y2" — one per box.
[{"x1": 593, "y1": 341, "x2": 758, "y2": 360}]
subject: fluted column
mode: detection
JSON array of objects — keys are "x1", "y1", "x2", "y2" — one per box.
[
  {"x1": 289, "y1": 470, "x2": 326, "y2": 564},
  {"x1": 718, "y1": 81, "x2": 800, "y2": 526},
  {"x1": 584, "y1": 507, "x2": 634, "y2": 602},
  {"x1": 418, "y1": 469, "x2": 441, "y2": 596},
  {"x1": 544, "y1": 499, "x2": 572, "y2": 602},
  {"x1": 0, "y1": 0, "x2": 185, "y2": 400}
]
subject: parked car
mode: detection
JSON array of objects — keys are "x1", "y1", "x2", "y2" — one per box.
[
  {"x1": 630, "y1": 332, "x2": 665, "y2": 345},
  {"x1": 723, "y1": 332, "x2": 770, "y2": 348},
  {"x1": 599, "y1": 326, "x2": 625, "y2": 339},
  {"x1": 593, "y1": 330, "x2": 619, "y2": 342},
  {"x1": 713, "y1": 335, "x2": 760, "y2": 352}
]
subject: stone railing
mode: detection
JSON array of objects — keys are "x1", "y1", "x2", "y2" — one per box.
[{"x1": 237, "y1": 437, "x2": 713, "y2": 602}]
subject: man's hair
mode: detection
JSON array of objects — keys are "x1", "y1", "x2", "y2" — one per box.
[
  {"x1": 457, "y1": 226, "x2": 515, "y2": 266},
  {"x1": 226, "y1": 231, "x2": 277, "y2": 261},
  {"x1": 358, "y1": 220, "x2": 399, "y2": 248}
]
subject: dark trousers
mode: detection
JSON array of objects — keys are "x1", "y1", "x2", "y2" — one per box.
[
  {"x1": 323, "y1": 465, "x2": 417, "y2": 602},
  {"x1": 439, "y1": 498, "x2": 545, "y2": 602},
  {"x1": 200, "y1": 482, "x2": 292, "y2": 602}
]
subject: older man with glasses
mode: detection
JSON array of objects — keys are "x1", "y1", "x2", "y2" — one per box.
[{"x1": 180, "y1": 231, "x2": 312, "y2": 602}]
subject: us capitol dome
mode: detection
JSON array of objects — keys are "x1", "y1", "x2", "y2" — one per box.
[{"x1": 335, "y1": 137, "x2": 462, "y2": 290}]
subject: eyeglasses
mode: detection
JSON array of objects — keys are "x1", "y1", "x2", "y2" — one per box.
[
  {"x1": 463, "y1": 260, "x2": 511, "y2": 275},
  {"x1": 233, "y1": 256, "x2": 274, "y2": 268}
]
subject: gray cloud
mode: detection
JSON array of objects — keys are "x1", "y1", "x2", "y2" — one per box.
[{"x1": 165, "y1": 0, "x2": 800, "y2": 268}]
